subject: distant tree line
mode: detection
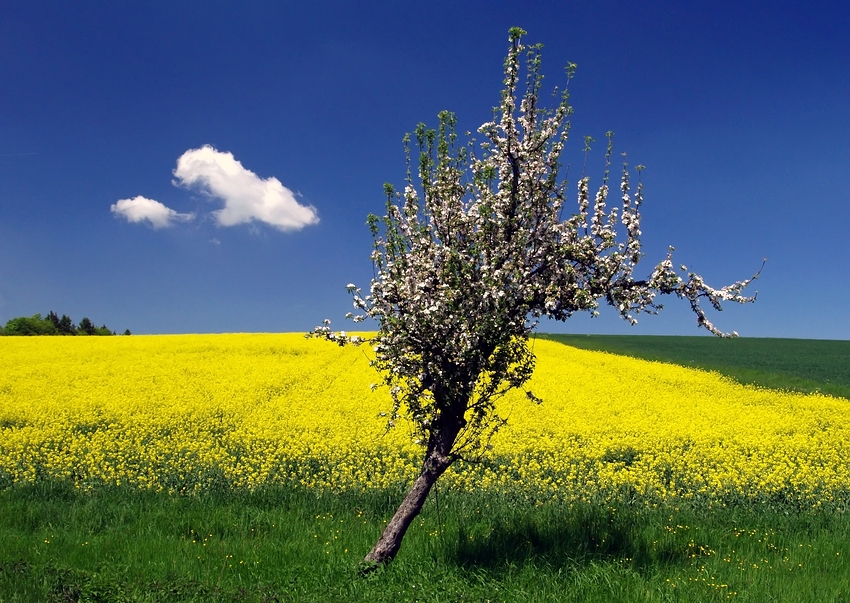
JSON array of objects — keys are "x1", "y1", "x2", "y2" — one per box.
[{"x1": 0, "y1": 312, "x2": 130, "y2": 336}]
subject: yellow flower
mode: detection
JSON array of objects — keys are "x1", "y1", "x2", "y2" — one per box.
[{"x1": 1, "y1": 335, "x2": 848, "y2": 508}]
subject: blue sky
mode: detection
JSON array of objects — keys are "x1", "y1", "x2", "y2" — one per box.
[{"x1": 1, "y1": 1, "x2": 848, "y2": 338}]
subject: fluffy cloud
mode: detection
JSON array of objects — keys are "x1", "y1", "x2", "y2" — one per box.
[
  {"x1": 173, "y1": 145, "x2": 319, "y2": 231},
  {"x1": 110, "y1": 196, "x2": 194, "y2": 229}
]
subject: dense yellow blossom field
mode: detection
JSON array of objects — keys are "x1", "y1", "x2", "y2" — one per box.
[{"x1": 2, "y1": 334, "x2": 849, "y2": 508}]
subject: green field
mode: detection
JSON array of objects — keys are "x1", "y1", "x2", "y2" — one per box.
[
  {"x1": 2, "y1": 335, "x2": 849, "y2": 602},
  {"x1": 543, "y1": 334, "x2": 850, "y2": 400},
  {"x1": 3, "y1": 483, "x2": 850, "y2": 602}
]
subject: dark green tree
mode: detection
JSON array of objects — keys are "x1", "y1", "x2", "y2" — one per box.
[
  {"x1": 77, "y1": 317, "x2": 97, "y2": 335},
  {"x1": 57, "y1": 314, "x2": 77, "y2": 335},
  {"x1": 1, "y1": 312, "x2": 120, "y2": 335},
  {"x1": 47, "y1": 311, "x2": 61, "y2": 330}
]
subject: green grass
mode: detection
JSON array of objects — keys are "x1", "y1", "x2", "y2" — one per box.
[
  {"x1": 541, "y1": 335, "x2": 850, "y2": 400},
  {"x1": 2, "y1": 483, "x2": 850, "y2": 602}
]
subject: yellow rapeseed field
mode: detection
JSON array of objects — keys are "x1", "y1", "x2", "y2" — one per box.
[{"x1": 1, "y1": 334, "x2": 848, "y2": 508}]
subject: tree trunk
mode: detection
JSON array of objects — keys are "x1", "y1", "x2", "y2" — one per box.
[{"x1": 361, "y1": 447, "x2": 453, "y2": 571}]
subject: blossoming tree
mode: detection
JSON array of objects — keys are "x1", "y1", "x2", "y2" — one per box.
[{"x1": 311, "y1": 27, "x2": 760, "y2": 569}]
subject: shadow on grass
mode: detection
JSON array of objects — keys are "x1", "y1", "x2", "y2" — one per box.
[{"x1": 444, "y1": 503, "x2": 692, "y2": 572}]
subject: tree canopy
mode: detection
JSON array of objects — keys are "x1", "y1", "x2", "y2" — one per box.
[
  {"x1": 2, "y1": 312, "x2": 123, "y2": 336},
  {"x1": 311, "y1": 27, "x2": 760, "y2": 569}
]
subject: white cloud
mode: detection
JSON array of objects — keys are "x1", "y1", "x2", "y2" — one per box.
[
  {"x1": 173, "y1": 145, "x2": 319, "y2": 231},
  {"x1": 110, "y1": 196, "x2": 194, "y2": 229}
]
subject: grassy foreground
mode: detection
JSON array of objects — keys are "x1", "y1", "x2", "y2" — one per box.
[{"x1": 2, "y1": 482, "x2": 850, "y2": 602}]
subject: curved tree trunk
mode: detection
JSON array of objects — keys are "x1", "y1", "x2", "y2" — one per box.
[
  {"x1": 360, "y1": 418, "x2": 466, "y2": 574},
  {"x1": 361, "y1": 448, "x2": 453, "y2": 570}
]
